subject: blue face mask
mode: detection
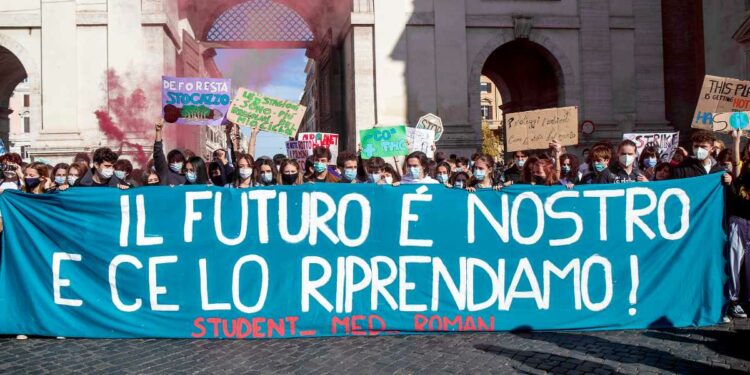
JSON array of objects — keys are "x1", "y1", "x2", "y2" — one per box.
[
  {"x1": 261, "y1": 172, "x2": 273, "y2": 184},
  {"x1": 54, "y1": 176, "x2": 66, "y2": 185},
  {"x1": 474, "y1": 170, "x2": 487, "y2": 181},
  {"x1": 594, "y1": 162, "x2": 607, "y2": 172},
  {"x1": 169, "y1": 162, "x2": 183, "y2": 173},
  {"x1": 454, "y1": 181, "x2": 465, "y2": 189},
  {"x1": 314, "y1": 162, "x2": 327, "y2": 174},
  {"x1": 368, "y1": 173, "x2": 380, "y2": 183},
  {"x1": 114, "y1": 170, "x2": 127, "y2": 180},
  {"x1": 344, "y1": 169, "x2": 357, "y2": 181},
  {"x1": 437, "y1": 173, "x2": 449, "y2": 183},
  {"x1": 561, "y1": 166, "x2": 571, "y2": 175},
  {"x1": 409, "y1": 167, "x2": 421, "y2": 179},
  {"x1": 186, "y1": 171, "x2": 197, "y2": 183},
  {"x1": 645, "y1": 157, "x2": 658, "y2": 169}
]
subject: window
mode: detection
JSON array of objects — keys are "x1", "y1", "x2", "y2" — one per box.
[
  {"x1": 23, "y1": 117, "x2": 30, "y2": 133},
  {"x1": 481, "y1": 105, "x2": 493, "y2": 120},
  {"x1": 480, "y1": 82, "x2": 492, "y2": 93}
]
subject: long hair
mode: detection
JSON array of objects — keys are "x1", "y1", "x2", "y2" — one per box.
[
  {"x1": 254, "y1": 157, "x2": 278, "y2": 186},
  {"x1": 559, "y1": 153, "x2": 579, "y2": 180},
  {"x1": 467, "y1": 155, "x2": 495, "y2": 187},
  {"x1": 278, "y1": 159, "x2": 304, "y2": 185},
  {"x1": 186, "y1": 156, "x2": 209, "y2": 185},
  {"x1": 23, "y1": 162, "x2": 49, "y2": 193}
]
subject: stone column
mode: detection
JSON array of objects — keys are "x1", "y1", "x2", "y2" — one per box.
[
  {"x1": 633, "y1": 0, "x2": 669, "y2": 130},
  {"x1": 373, "y1": 0, "x2": 408, "y2": 125},
  {"x1": 40, "y1": 0, "x2": 77, "y2": 133},
  {"x1": 577, "y1": 0, "x2": 615, "y2": 131}
]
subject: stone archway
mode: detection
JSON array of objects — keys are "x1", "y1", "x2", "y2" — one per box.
[
  {"x1": 468, "y1": 30, "x2": 578, "y2": 141},
  {"x1": 0, "y1": 34, "x2": 41, "y2": 149}
]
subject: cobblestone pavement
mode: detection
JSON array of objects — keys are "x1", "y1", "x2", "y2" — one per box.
[{"x1": 1, "y1": 320, "x2": 749, "y2": 374}]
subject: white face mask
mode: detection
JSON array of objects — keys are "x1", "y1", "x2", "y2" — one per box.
[
  {"x1": 384, "y1": 176, "x2": 393, "y2": 185},
  {"x1": 239, "y1": 168, "x2": 253, "y2": 180},
  {"x1": 100, "y1": 167, "x2": 114, "y2": 179},
  {"x1": 693, "y1": 147, "x2": 710, "y2": 161},
  {"x1": 619, "y1": 154, "x2": 635, "y2": 167},
  {"x1": 67, "y1": 175, "x2": 79, "y2": 185}
]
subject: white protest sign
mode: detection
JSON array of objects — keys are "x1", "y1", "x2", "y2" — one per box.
[
  {"x1": 407, "y1": 128, "x2": 436, "y2": 158},
  {"x1": 416, "y1": 113, "x2": 444, "y2": 142},
  {"x1": 285, "y1": 140, "x2": 314, "y2": 165},
  {"x1": 297, "y1": 132, "x2": 340, "y2": 163},
  {"x1": 623, "y1": 132, "x2": 680, "y2": 162}
]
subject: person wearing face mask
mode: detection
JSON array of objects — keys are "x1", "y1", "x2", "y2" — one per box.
[
  {"x1": 595, "y1": 140, "x2": 647, "y2": 184},
  {"x1": 672, "y1": 131, "x2": 731, "y2": 185},
  {"x1": 143, "y1": 171, "x2": 161, "y2": 186},
  {"x1": 454, "y1": 157, "x2": 470, "y2": 175},
  {"x1": 254, "y1": 157, "x2": 278, "y2": 187},
  {"x1": 208, "y1": 162, "x2": 227, "y2": 187},
  {"x1": 22, "y1": 163, "x2": 52, "y2": 194},
  {"x1": 467, "y1": 155, "x2": 501, "y2": 192},
  {"x1": 434, "y1": 162, "x2": 452, "y2": 187},
  {"x1": 377, "y1": 163, "x2": 402, "y2": 186},
  {"x1": 503, "y1": 151, "x2": 528, "y2": 185},
  {"x1": 521, "y1": 157, "x2": 559, "y2": 186},
  {"x1": 278, "y1": 159, "x2": 304, "y2": 185},
  {"x1": 558, "y1": 154, "x2": 581, "y2": 187},
  {"x1": 230, "y1": 154, "x2": 255, "y2": 188},
  {"x1": 450, "y1": 171, "x2": 470, "y2": 190},
  {"x1": 401, "y1": 152, "x2": 439, "y2": 185},
  {"x1": 79, "y1": 147, "x2": 121, "y2": 187},
  {"x1": 364, "y1": 157, "x2": 386, "y2": 184},
  {"x1": 113, "y1": 159, "x2": 134, "y2": 190},
  {"x1": 338, "y1": 153, "x2": 360, "y2": 184},
  {"x1": 580, "y1": 144, "x2": 612, "y2": 184},
  {"x1": 637, "y1": 146, "x2": 659, "y2": 181},
  {"x1": 306, "y1": 147, "x2": 340, "y2": 183},
  {"x1": 153, "y1": 119, "x2": 187, "y2": 186},
  {"x1": 183, "y1": 156, "x2": 210, "y2": 185},
  {"x1": 653, "y1": 162, "x2": 672, "y2": 181},
  {"x1": 49, "y1": 163, "x2": 70, "y2": 192}
]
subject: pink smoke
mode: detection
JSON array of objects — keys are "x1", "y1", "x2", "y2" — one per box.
[{"x1": 93, "y1": 69, "x2": 154, "y2": 168}]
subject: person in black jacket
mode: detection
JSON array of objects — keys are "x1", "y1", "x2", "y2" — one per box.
[
  {"x1": 672, "y1": 130, "x2": 732, "y2": 186},
  {"x1": 503, "y1": 151, "x2": 528, "y2": 185},
  {"x1": 79, "y1": 147, "x2": 121, "y2": 187},
  {"x1": 153, "y1": 119, "x2": 187, "y2": 186},
  {"x1": 595, "y1": 140, "x2": 648, "y2": 184}
]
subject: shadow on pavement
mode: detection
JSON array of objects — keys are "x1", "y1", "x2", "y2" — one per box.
[
  {"x1": 474, "y1": 343, "x2": 619, "y2": 374},
  {"x1": 642, "y1": 328, "x2": 750, "y2": 362}
]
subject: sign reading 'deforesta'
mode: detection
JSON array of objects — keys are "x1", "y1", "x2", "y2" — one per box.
[{"x1": 0, "y1": 175, "x2": 726, "y2": 339}]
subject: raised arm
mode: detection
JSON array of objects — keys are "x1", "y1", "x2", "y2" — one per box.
[
  {"x1": 733, "y1": 130, "x2": 743, "y2": 179},
  {"x1": 153, "y1": 119, "x2": 168, "y2": 175},
  {"x1": 247, "y1": 126, "x2": 260, "y2": 158}
]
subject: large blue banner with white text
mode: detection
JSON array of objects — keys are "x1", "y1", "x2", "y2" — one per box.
[{"x1": 0, "y1": 175, "x2": 727, "y2": 338}]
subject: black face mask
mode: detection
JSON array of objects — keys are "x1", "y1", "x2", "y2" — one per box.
[
  {"x1": 282, "y1": 173, "x2": 297, "y2": 185},
  {"x1": 211, "y1": 175, "x2": 225, "y2": 186},
  {"x1": 533, "y1": 176, "x2": 546, "y2": 185},
  {"x1": 25, "y1": 177, "x2": 41, "y2": 190}
]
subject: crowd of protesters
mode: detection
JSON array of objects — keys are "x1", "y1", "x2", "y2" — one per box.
[{"x1": 0, "y1": 120, "x2": 748, "y2": 323}]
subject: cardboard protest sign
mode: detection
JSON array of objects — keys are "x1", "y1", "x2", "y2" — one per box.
[
  {"x1": 285, "y1": 140, "x2": 314, "y2": 164},
  {"x1": 693, "y1": 75, "x2": 750, "y2": 131},
  {"x1": 712, "y1": 112, "x2": 750, "y2": 131},
  {"x1": 359, "y1": 126, "x2": 408, "y2": 159},
  {"x1": 407, "y1": 127, "x2": 435, "y2": 158},
  {"x1": 623, "y1": 132, "x2": 680, "y2": 162},
  {"x1": 227, "y1": 88, "x2": 307, "y2": 137},
  {"x1": 298, "y1": 133, "x2": 340, "y2": 163},
  {"x1": 161, "y1": 76, "x2": 232, "y2": 126},
  {"x1": 416, "y1": 114, "x2": 444, "y2": 141},
  {"x1": 505, "y1": 106, "x2": 579, "y2": 152},
  {"x1": 0, "y1": 175, "x2": 727, "y2": 338}
]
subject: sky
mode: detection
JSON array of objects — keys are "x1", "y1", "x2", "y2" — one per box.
[{"x1": 214, "y1": 49, "x2": 308, "y2": 157}]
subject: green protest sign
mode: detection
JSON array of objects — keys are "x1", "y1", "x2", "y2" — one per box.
[{"x1": 359, "y1": 126, "x2": 408, "y2": 159}]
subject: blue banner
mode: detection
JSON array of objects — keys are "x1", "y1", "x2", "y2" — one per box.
[{"x1": 0, "y1": 175, "x2": 727, "y2": 338}]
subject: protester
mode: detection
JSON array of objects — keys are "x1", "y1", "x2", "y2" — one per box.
[
  {"x1": 594, "y1": 140, "x2": 646, "y2": 184},
  {"x1": 278, "y1": 159, "x2": 303, "y2": 185},
  {"x1": 114, "y1": 159, "x2": 134, "y2": 189},
  {"x1": 212, "y1": 148, "x2": 235, "y2": 184},
  {"x1": 523, "y1": 157, "x2": 559, "y2": 186},
  {"x1": 378, "y1": 163, "x2": 401, "y2": 186},
  {"x1": 402, "y1": 152, "x2": 438, "y2": 184},
  {"x1": 726, "y1": 130, "x2": 750, "y2": 319},
  {"x1": 718, "y1": 148, "x2": 735, "y2": 174},
  {"x1": 228, "y1": 154, "x2": 254, "y2": 188},
  {"x1": 22, "y1": 162, "x2": 51, "y2": 194},
  {"x1": 208, "y1": 162, "x2": 227, "y2": 187},
  {"x1": 435, "y1": 162, "x2": 452, "y2": 186},
  {"x1": 66, "y1": 162, "x2": 85, "y2": 187},
  {"x1": 153, "y1": 120, "x2": 187, "y2": 186},
  {"x1": 0, "y1": 154, "x2": 23, "y2": 191},
  {"x1": 338, "y1": 152, "x2": 359, "y2": 184},
  {"x1": 450, "y1": 171, "x2": 470, "y2": 190},
  {"x1": 580, "y1": 144, "x2": 612, "y2": 184},
  {"x1": 72, "y1": 152, "x2": 91, "y2": 172},
  {"x1": 79, "y1": 147, "x2": 121, "y2": 187},
  {"x1": 559, "y1": 153, "x2": 581, "y2": 186},
  {"x1": 365, "y1": 157, "x2": 386, "y2": 184},
  {"x1": 455, "y1": 157, "x2": 470, "y2": 174},
  {"x1": 672, "y1": 131, "x2": 730, "y2": 185},
  {"x1": 467, "y1": 155, "x2": 500, "y2": 192},
  {"x1": 671, "y1": 146, "x2": 688, "y2": 166},
  {"x1": 184, "y1": 156, "x2": 209, "y2": 185},
  {"x1": 143, "y1": 171, "x2": 160, "y2": 186},
  {"x1": 307, "y1": 147, "x2": 339, "y2": 183},
  {"x1": 653, "y1": 162, "x2": 672, "y2": 181},
  {"x1": 254, "y1": 157, "x2": 278, "y2": 187},
  {"x1": 51, "y1": 163, "x2": 70, "y2": 191},
  {"x1": 638, "y1": 146, "x2": 659, "y2": 181},
  {"x1": 503, "y1": 151, "x2": 527, "y2": 185},
  {"x1": 273, "y1": 154, "x2": 286, "y2": 172},
  {"x1": 713, "y1": 139, "x2": 726, "y2": 159}
]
